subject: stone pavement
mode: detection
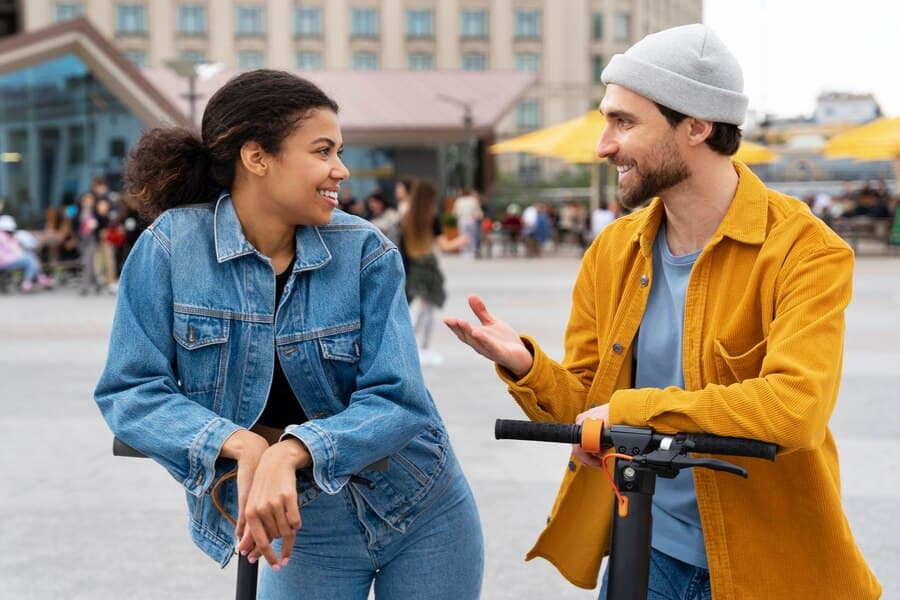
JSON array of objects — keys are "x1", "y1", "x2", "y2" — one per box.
[{"x1": 1, "y1": 254, "x2": 897, "y2": 599}]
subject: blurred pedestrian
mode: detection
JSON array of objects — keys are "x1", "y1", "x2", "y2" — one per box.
[{"x1": 399, "y1": 179, "x2": 466, "y2": 366}]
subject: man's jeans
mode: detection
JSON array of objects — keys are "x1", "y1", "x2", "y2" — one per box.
[{"x1": 599, "y1": 547, "x2": 711, "y2": 600}]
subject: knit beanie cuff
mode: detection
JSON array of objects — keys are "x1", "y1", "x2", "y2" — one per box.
[{"x1": 602, "y1": 53, "x2": 748, "y2": 125}]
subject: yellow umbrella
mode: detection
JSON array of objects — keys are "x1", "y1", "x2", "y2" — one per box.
[
  {"x1": 491, "y1": 112, "x2": 777, "y2": 165},
  {"x1": 823, "y1": 116, "x2": 900, "y2": 161},
  {"x1": 491, "y1": 111, "x2": 779, "y2": 208}
]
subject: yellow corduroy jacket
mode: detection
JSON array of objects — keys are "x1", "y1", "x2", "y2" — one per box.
[{"x1": 499, "y1": 162, "x2": 881, "y2": 599}]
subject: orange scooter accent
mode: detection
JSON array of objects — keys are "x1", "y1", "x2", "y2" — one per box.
[{"x1": 580, "y1": 418, "x2": 605, "y2": 453}]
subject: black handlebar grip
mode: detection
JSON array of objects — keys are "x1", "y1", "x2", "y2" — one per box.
[
  {"x1": 685, "y1": 434, "x2": 777, "y2": 461},
  {"x1": 112, "y1": 438, "x2": 148, "y2": 458},
  {"x1": 494, "y1": 419, "x2": 581, "y2": 445}
]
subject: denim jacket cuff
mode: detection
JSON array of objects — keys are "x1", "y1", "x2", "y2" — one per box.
[
  {"x1": 186, "y1": 417, "x2": 242, "y2": 497},
  {"x1": 281, "y1": 422, "x2": 349, "y2": 494}
]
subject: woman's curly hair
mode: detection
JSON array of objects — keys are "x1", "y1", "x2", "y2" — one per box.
[{"x1": 122, "y1": 69, "x2": 339, "y2": 219}]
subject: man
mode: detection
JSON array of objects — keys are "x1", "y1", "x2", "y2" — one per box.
[{"x1": 444, "y1": 24, "x2": 880, "y2": 599}]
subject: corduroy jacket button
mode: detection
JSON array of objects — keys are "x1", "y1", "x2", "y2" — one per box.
[
  {"x1": 612, "y1": 342, "x2": 624, "y2": 354},
  {"x1": 568, "y1": 460, "x2": 576, "y2": 471},
  {"x1": 640, "y1": 275, "x2": 649, "y2": 286}
]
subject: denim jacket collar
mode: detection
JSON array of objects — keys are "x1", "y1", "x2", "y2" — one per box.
[{"x1": 214, "y1": 191, "x2": 332, "y2": 272}]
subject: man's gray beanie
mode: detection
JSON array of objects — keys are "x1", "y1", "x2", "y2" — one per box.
[{"x1": 601, "y1": 24, "x2": 748, "y2": 125}]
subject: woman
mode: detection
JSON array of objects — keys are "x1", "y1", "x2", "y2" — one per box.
[
  {"x1": 95, "y1": 70, "x2": 483, "y2": 599},
  {"x1": 399, "y1": 180, "x2": 465, "y2": 366}
]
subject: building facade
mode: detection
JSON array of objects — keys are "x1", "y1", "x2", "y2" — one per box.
[{"x1": 21, "y1": 1, "x2": 701, "y2": 173}]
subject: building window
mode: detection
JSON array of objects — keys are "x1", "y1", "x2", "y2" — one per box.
[
  {"x1": 514, "y1": 10, "x2": 540, "y2": 39},
  {"x1": 350, "y1": 8, "x2": 378, "y2": 37},
  {"x1": 407, "y1": 52, "x2": 433, "y2": 71},
  {"x1": 178, "y1": 5, "x2": 206, "y2": 35},
  {"x1": 352, "y1": 51, "x2": 378, "y2": 70},
  {"x1": 406, "y1": 9, "x2": 433, "y2": 38},
  {"x1": 296, "y1": 51, "x2": 322, "y2": 70},
  {"x1": 236, "y1": 5, "x2": 265, "y2": 35},
  {"x1": 516, "y1": 99, "x2": 541, "y2": 130},
  {"x1": 613, "y1": 13, "x2": 631, "y2": 42},
  {"x1": 592, "y1": 54, "x2": 604, "y2": 83},
  {"x1": 462, "y1": 53, "x2": 487, "y2": 71},
  {"x1": 116, "y1": 4, "x2": 147, "y2": 35},
  {"x1": 592, "y1": 13, "x2": 603, "y2": 40},
  {"x1": 123, "y1": 49, "x2": 147, "y2": 67},
  {"x1": 295, "y1": 6, "x2": 322, "y2": 36},
  {"x1": 460, "y1": 9, "x2": 487, "y2": 38},
  {"x1": 238, "y1": 51, "x2": 265, "y2": 69},
  {"x1": 180, "y1": 50, "x2": 207, "y2": 65},
  {"x1": 54, "y1": 3, "x2": 84, "y2": 22},
  {"x1": 515, "y1": 53, "x2": 540, "y2": 72}
]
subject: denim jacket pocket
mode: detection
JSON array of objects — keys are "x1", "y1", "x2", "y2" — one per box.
[
  {"x1": 713, "y1": 337, "x2": 767, "y2": 385},
  {"x1": 173, "y1": 311, "x2": 231, "y2": 394},
  {"x1": 315, "y1": 326, "x2": 361, "y2": 400}
]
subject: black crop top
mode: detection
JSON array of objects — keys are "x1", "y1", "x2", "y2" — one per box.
[{"x1": 257, "y1": 259, "x2": 308, "y2": 428}]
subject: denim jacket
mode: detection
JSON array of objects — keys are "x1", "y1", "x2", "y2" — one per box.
[{"x1": 95, "y1": 193, "x2": 453, "y2": 565}]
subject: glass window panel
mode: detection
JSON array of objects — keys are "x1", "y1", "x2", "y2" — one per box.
[
  {"x1": 350, "y1": 8, "x2": 378, "y2": 37},
  {"x1": 237, "y1": 51, "x2": 265, "y2": 69},
  {"x1": 296, "y1": 51, "x2": 323, "y2": 70},
  {"x1": 592, "y1": 54, "x2": 604, "y2": 83},
  {"x1": 515, "y1": 53, "x2": 540, "y2": 72},
  {"x1": 352, "y1": 52, "x2": 378, "y2": 70},
  {"x1": 406, "y1": 9, "x2": 433, "y2": 37},
  {"x1": 516, "y1": 99, "x2": 541, "y2": 130},
  {"x1": 55, "y1": 3, "x2": 84, "y2": 22},
  {"x1": 592, "y1": 13, "x2": 604, "y2": 40},
  {"x1": 116, "y1": 4, "x2": 147, "y2": 34},
  {"x1": 614, "y1": 13, "x2": 630, "y2": 42},
  {"x1": 0, "y1": 54, "x2": 143, "y2": 220},
  {"x1": 178, "y1": 5, "x2": 207, "y2": 35},
  {"x1": 514, "y1": 10, "x2": 540, "y2": 38},
  {"x1": 180, "y1": 50, "x2": 207, "y2": 65},
  {"x1": 295, "y1": 6, "x2": 322, "y2": 36},
  {"x1": 460, "y1": 9, "x2": 487, "y2": 38},
  {"x1": 407, "y1": 52, "x2": 434, "y2": 71},
  {"x1": 236, "y1": 6, "x2": 265, "y2": 35},
  {"x1": 462, "y1": 53, "x2": 487, "y2": 71}
]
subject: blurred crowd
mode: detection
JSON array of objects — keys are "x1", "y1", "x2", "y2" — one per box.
[
  {"x1": 0, "y1": 175, "x2": 148, "y2": 295},
  {"x1": 3, "y1": 176, "x2": 896, "y2": 296}
]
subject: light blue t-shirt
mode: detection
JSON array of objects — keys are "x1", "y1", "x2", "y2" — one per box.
[{"x1": 634, "y1": 221, "x2": 707, "y2": 569}]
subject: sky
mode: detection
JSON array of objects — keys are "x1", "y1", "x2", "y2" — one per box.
[{"x1": 702, "y1": 0, "x2": 900, "y2": 120}]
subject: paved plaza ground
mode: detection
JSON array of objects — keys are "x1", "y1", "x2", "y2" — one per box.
[{"x1": 1, "y1": 252, "x2": 898, "y2": 599}]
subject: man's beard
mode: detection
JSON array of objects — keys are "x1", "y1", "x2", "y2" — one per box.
[{"x1": 616, "y1": 137, "x2": 690, "y2": 210}]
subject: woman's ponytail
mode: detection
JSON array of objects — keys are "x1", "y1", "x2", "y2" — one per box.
[{"x1": 122, "y1": 127, "x2": 220, "y2": 220}]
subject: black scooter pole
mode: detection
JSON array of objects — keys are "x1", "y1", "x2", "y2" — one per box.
[
  {"x1": 235, "y1": 555, "x2": 258, "y2": 600},
  {"x1": 606, "y1": 460, "x2": 655, "y2": 600}
]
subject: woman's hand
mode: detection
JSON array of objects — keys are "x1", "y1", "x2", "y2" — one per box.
[
  {"x1": 220, "y1": 430, "x2": 269, "y2": 554},
  {"x1": 238, "y1": 438, "x2": 311, "y2": 570},
  {"x1": 443, "y1": 295, "x2": 534, "y2": 378}
]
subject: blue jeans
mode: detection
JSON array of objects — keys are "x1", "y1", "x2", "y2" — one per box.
[
  {"x1": 599, "y1": 547, "x2": 711, "y2": 600},
  {"x1": 258, "y1": 463, "x2": 483, "y2": 599}
]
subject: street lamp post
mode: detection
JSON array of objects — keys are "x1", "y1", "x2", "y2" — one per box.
[
  {"x1": 437, "y1": 93, "x2": 476, "y2": 191},
  {"x1": 164, "y1": 59, "x2": 201, "y2": 128}
]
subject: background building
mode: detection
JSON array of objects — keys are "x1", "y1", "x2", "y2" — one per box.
[{"x1": 16, "y1": 1, "x2": 702, "y2": 176}]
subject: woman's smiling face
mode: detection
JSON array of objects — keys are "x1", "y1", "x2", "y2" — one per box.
[{"x1": 260, "y1": 108, "x2": 350, "y2": 227}]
